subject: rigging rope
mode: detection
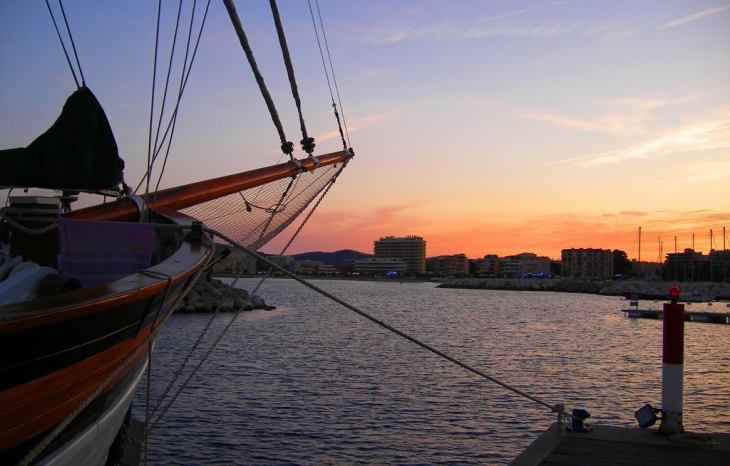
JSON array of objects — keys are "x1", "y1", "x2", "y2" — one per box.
[
  {"x1": 146, "y1": 0, "x2": 186, "y2": 204},
  {"x1": 151, "y1": 0, "x2": 212, "y2": 205},
  {"x1": 147, "y1": 164, "x2": 347, "y2": 428},
  {"x1": 268, "y1": 0, "x2": 315, "y2": 154},
  {"x1": 205, "y1": 227, "x2": 567, "y2": 415},
  {"x1": 142, "y1": 0, "x2": 163, "y2": 210},
  {"x1": 307, "y1": 0, "x2": 350, "y2": 150},
  {"x1": 45, "y1": 0, "x2": 85, "y2": 88},
  {"x1": 19, "y1": 213, "x2": 570, "y2": 466},
  {"x1": 138, "y1": 0, "x2": 212, "y2": 200},
  {"x1": 143, "y1": 218, "x2": 573, "y2": 443},
  {"x1": 222, "y1": 0, "x2": 294, "y2": 157}
]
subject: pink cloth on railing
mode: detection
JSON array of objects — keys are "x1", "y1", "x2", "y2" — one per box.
[{"x1": 59, "y1": 218, "x2": 154, "y2": 286}]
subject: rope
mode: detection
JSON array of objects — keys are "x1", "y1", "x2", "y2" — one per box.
[
  {"x1": 141, "y1": 0, "x2": 163, "y2": 204},
  {"x1": 222, "y1": 0, "x2": 293, "y2": 157},
  {"x1": 307, "y1": 0, "x2": 350, "y2": 150},
  {"x1": 145, "y1": 0, "x2": 186, "y2": 205},
  {"x1": 146, "y1": 165, "x2": 348, "y2": 426},
  {"x1": 147, "y1": 295, "x2": 242, "y2": 435},
  {"x1": 152, "y1": 0, "x2": 212, "y2": 202},
  {"x1": 148, "y1": 304, "x2": 220, "y2": 420},
  {"x1": 44, "y1": 0, "x2": 84, "y2": 88},
  {"x1": 0, "y1": 208, "x2": 60, "y2": 235},
  {"x1": 134, "y1": 0, "x2": 211, "y2": 198},
  {"x1": 269, "y1": 0, "x2": 314, "y2": 154},
  {"x1": 56, "y1": 0, "x2": 86, "y2": 87},
  {"x1": 247, "y1": 158, "x2": 348, "y2": 296},
  {"x1": 257, "y1": 176, "x2": 296, "y2": 242},
  {"x1": 15, "y1": 233, "x2": 214, "y2": 466},
  {"x1": 208, "y1": 228, "x2": 567, "y2": 415}
]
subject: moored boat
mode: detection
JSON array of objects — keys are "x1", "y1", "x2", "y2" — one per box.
[{"x1": 0, "y1": 1, "x2": 352, "y2": 464}]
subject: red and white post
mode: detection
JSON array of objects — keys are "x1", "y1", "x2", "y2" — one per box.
[{"x1": 660, "y1": 285, "x2": 684, "y2": 434}]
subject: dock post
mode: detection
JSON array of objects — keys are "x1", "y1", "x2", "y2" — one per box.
[{"x1": 660, "y1": 285, "x2": 684, "y2": 435}]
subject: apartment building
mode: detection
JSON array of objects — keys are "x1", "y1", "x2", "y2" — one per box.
[
  {"x1": 561, "y1": 248, "x2": 613, "y2": 279},
  {"x1": 426, "y1": 253, "x2": 468, "y2": 277},
  {"x1": 350, "y1": 257, "x2": 407, "y2": 276},
  {"x1": 479, "y1": 254, "x2": 500, "y2": 276},
  {"x1": 374, "y1": 236, "x2": 426, "y2": 275},
  {"x1": 664, "y1": 248, "x2": 708, "y2": 281},
  {"x1": 501, "y1": 252, "x2": 551, "y2": 276}
]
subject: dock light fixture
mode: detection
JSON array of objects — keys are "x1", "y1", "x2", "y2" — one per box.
[
  {"x1": 635, "y1": 404, "x2": 659, "y2": 428},
  {"x1": 668, "y1": 285, "x2": 680, "y2": 304}
]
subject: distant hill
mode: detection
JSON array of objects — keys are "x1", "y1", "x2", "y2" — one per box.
[{"x1": 293, "y1": 249, "x2": 372, "y2": 266}]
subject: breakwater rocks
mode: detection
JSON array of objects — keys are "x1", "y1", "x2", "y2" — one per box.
[
  {"x1": 437, "y1": 278, "x2": 730, "y2": 300},
  {"x1": 176, "y1": 277, "x2": 275, "y2": 313}
]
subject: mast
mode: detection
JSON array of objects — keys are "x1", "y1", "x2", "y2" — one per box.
[
  {"x1": 658, "y1": 237, "x2": 662, "y2": 282},
  {"x1": 674, "y1": 236, "x2": 678, "y2": 281},
  {"x1": 691, "y1": 233, "x2": 695, "y2": 282},
  {"x1": 710, "y1": 229, "x2": 714, "y2": 281},
  {"x1": 638, "y1": 226, "x2": 641, "y2": 280}
]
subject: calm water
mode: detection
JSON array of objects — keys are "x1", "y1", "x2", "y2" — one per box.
[{"x1": 134, "y1": 279, "x2": 730, "y2": 465}]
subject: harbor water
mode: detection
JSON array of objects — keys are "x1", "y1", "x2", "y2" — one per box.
[{"x1": 134, "y1": 278, "x2": 730, "y2": 465}]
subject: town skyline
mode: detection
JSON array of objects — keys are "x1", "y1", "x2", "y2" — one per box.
[{"x1": 261, "y1": 224, "x2": 730, "y2": 263}]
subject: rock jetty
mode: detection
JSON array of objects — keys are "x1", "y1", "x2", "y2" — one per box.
[
  {"x1": 437, "y1": 278, "x2": 730, "y2": 300},
  {"x1": 175, "y1": 277, "x2": 276, "y2": 313}
]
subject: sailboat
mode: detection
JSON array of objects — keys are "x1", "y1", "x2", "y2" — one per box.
[{"x1": 0, "y1": 1, "x2": 352, "y2": 464}]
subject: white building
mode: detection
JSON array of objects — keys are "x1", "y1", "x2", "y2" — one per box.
[
  {"x1": 350, "y1": 257, "x2": 407, "y2": 276},
  {"x1": 374, "y1": 236, "x2": 426, "y2": 275}
]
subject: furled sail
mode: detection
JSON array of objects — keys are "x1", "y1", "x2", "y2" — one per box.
[{"x1": 0, "y1": 87, "x2": 124, "y2": 191}]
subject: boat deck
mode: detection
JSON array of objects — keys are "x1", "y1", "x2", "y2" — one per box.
[{"x1": 511, "y1": 424, "x2": 730, "y2": 466}]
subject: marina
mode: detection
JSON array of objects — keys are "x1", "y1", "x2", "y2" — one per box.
[
  {"x1": 135, "y1": 280, "x2": 730, "y2": 464},
  {"x1": 2, "y1": 1, "x2": 729, "y2": 464}
]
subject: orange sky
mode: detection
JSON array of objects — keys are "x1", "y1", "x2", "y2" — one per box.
[
  {"x1": 2, "y1": 2, "x2": 728, "y2": 262},
  {"x1": 262, "y1": 204, "x2": 728, "y2": 261}
]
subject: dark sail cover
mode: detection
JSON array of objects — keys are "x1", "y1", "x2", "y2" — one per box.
[{"x1": 0, "y1": 87, "x2": 124, "y2": 191}]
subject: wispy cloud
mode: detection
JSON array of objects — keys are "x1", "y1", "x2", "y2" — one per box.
[
  {"x1": 360, "y1": 21, "x2": 582, "y2": 44},
  {"x1": 316, "y1": 111, "x2": 396, "y2": 143},
  {"x1": 486, "y1": 7, "x2": 539, "y2": 21},
  {"x1": 680, "y1": 154, "x2": 730, "y2": 183},
  {"x1": 659, "y1": 6, "x2": 730, "y2": 29},
  {"x1": 503, "y1": 96, "x2": 692, "y2": 138},
  {"x1": 345, "y1": 68, "x2": 390, "y2": 84},
  {"x1": 514, "y1": 106, "x2": 650, "y2": 137},
  {"x1": 554, "y1": 115, "x2": 730, "y2": 167}
]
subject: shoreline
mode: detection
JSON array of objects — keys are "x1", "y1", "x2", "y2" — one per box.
[
  {"x1": 436, "y1": 277, "x2": 730, "y2": 300},
  {"x1": 213, "y1": 274, "x2": 730, "y2": 300}
]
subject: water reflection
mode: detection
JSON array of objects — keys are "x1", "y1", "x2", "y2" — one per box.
[{"x1": 136, "y1": 279, "x2": 730, "y2": 464}]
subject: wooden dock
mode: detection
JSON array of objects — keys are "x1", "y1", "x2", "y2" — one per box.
[
  {"x1": 511, "y1": 424, "x2": 730, "y2": 466},
  {"x1": 621, "y1": 308, "x2": 730, "y2": 323}
]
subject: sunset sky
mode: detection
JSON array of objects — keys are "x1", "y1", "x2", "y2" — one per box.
[{"x1": 1, "y1": 1, "x2": 728, "y2": 261}]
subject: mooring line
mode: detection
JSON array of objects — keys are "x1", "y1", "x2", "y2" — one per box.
[{"x1": 197, "y1": 226, "x2": 571, "y2": 419}]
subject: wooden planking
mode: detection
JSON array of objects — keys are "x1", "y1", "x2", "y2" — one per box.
[
  {"x1": 511, "y1": 424, "x2": 730, "y2": 466},
  {"x1": 542, "y1": 437, "x2": 728, "y2": 465},
  {"x1": 0, "y1": 338, "x2": 148, "y2": 452},
  {"x1": 0, "y1": 325, "x2": 150, "y2": 427}
]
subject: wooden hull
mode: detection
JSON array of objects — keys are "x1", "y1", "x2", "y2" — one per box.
[{"x1": 0, "y1": 213, "x2": 212, "y2": 464}]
